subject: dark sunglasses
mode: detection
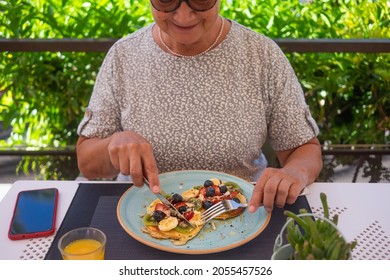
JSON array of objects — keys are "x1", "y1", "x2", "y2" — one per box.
[{"x1": 150, "y1": 0, "x2": 218, "y2": 13}]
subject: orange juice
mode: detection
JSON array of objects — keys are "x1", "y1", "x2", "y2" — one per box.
[{"x1": 63, "y1": 239, "x2": 105, "y2": 260}]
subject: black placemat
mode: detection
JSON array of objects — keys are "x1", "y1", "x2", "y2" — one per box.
[{"x1": 45, "y1": 183, "x2": 311, "y2": 260}]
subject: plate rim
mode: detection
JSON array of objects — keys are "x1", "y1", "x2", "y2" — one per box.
[{"x1": 116, "y1": 170, "x2": 271, "y2": 254}]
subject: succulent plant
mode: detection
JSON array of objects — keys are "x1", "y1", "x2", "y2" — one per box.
[{"x1": 284, "y1": 192, "x2": 357, "y2": 260}]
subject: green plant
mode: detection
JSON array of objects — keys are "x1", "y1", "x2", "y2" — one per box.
[
  {"x1": 284, "y1": 192, "x2": 357, "y2": 260},
  {"x1": 0, "y1": 0, "x2": 153, "y2": 148}
]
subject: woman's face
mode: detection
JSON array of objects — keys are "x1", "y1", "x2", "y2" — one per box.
[{"x1": 151, "y1": 0, "x2": 221, "y2": 48}]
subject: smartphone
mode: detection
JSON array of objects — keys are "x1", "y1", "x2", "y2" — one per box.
[{"x1": 8, "y1": 188, "x2": 59, "y2": 240}]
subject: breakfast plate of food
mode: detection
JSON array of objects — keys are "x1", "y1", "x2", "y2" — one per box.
[{"x1": 117, "y1": 170, "x2": 271, "y2": 254}]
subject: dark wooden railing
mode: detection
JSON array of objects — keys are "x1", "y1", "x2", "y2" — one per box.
[
  {"x1": 321, "y1": 144, "x2": 390, "y2": 155},
  {"x1": 1, "y1": 144, "x2": 389, "y2": 157},
  {"x1": 0, "y1": 147, "x2": 76, "y2": 156},
  {"x1": 1, "y1": 38, "x2": 390, "y2": 53}
]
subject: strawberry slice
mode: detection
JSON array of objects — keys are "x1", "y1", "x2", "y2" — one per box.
[
  {"x1": 183, "y1": 211, "x2": 194, "y2": 221},
  {"x1": 155, "y1": 203, "x2": 168, "y2": 212},
  {"x1": 173, "y1": 201, "x2": 187, "y2": 209},
  {"x1": 212, "y1": 185, "x2": 221, "y2": 196}
]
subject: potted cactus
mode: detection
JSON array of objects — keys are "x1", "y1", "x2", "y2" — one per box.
[{"x1": 272, "y1": 192, "x2": 357, "y2": 260}]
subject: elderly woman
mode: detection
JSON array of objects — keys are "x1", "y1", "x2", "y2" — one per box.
[{"x1": 76, "y1": 0, "x2": 323, "y2": 213}]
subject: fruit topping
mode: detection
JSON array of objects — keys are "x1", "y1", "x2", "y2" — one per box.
[
  {"x1": 202, "y1": 200, "x2": 213, "y2": 209},
  {"x1": 171, "y1": 193, "x2": 183, "y2": 203},
  {"x1": 206, "y1": 186, "x2": 215, "y2": 197},
  {"x1": 152, "y1": 210, "x2": 166, "y2": 222},
  {"x1": 204, "y1": 180, "x2": 213, "y2": 187}
]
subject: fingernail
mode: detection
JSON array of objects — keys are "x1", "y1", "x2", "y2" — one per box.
[
  {"x1": 152, "y1": 186, "x2": 159, "y2": 193},
  {"x1": 248, "y1": 205, "x2": 256, "y2": 213}
]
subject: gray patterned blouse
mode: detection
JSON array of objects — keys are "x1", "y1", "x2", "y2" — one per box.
[{"x1": 77, "y1": 20, "x2": 319, "y2": 182}]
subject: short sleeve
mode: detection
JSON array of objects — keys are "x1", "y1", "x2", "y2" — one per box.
[
  {"x1": 77, "y1": 48, "x2": 122, "y2": 138},
  {"x1": 267, "y1": 59, "x2": 319, "y2": 151}
]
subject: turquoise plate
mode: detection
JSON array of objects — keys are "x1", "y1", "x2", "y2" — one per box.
[{"x1": 117, "y1": 170, "x2": 271, "y2": 254}]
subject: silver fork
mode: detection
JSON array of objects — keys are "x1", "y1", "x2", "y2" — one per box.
[
  {"x1": 201, "y1": 200, "x2": 248, "y2": 223},
  {"x1": 200, "y1": 186, "x2": 309, "y2": 223}
]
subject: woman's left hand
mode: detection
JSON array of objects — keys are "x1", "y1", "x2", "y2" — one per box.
[
  {"x1": 248, "y1": 137, "x2": 323, "y2": 213},
  {"x1": 248, "y1": 166, "x2": 306, "y2": 213}
]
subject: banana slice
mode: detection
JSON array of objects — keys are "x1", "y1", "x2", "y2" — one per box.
[
  {"x1": 158, "y1": 216, "x2": 179, "y2": 232},
  {"x1": 146, "y1": 199, "x2": 162, "y2": 215},
  {"x1": 181, "y1": 188, "x2": 199, "y2": 201},
  {"x1": 235, "y1": 193, "x2": 247, "y2": 203},
  {"x1": 191, "y1": 211, "x2": 205, "y2": 226},
  {"x1": 209, "y1": 178, "x2": 222, "y2": 186}
]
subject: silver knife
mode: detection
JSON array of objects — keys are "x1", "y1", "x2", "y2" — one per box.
[{"x1": 143, "y1": 177, "x2": 195, "y2": 228}]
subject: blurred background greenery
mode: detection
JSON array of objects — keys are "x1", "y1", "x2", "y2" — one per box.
[{"x1": 0, "y1": 0, "x2": 389, "y2": 180}]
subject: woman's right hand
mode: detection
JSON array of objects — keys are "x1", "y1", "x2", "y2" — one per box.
[{"x1": 107, "y1": 131, "x2": 160, "y2": 192}]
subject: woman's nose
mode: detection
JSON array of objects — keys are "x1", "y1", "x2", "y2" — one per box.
[{"x1": 173, "y1": 1, "x2": 195, "y2": 20}]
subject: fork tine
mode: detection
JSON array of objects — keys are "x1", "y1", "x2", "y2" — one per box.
[
  {"x1": 200, "y1": 201, "x2": 223, "y2": 217},
  {"x1": 202, "y1": 208, "x2": 228, "y2": 223},
  {"x1": 201, "y1": 201, "x2": 231, "y2": 222},
  {"x1": 201, "y1": 204, "x2": 225, "y2": 220},
  {"x1": 201, "y1": 200, "x2": 249, "y2": 223}
]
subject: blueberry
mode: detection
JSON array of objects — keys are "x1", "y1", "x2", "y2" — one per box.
[
  {"x1": 232, "y1": 197, "x2": 240, "y2": 203},
  {"x1": 220, "y1": 185, "x2": 228, "y2": 194},
  {"x1": 202, "y1": 200, "x2": 213, "y2": 209},
  {"x1": 204, "y1": 180, "x2": 213, "y2": 187},
  {"x1": 206, "y1": 186, "x2": 215, "y2": 197},
  {"x1": 172, "y1": 193, "x2": 183, "y2": 203},
  {"x1": 152, "y1": 210, "x2": 166, "y2": 222},
  {"x1": 178, "y1": 205, "x2": 187, "y2": 214}
]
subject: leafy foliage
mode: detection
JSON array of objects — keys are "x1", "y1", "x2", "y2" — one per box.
[
  {"x1": 222, "y1": 0, "x2": 390, "y2": 145},
  {"x1": 0, "y1": 0, "x2": 389, "y2": 179},
  {"x1": 0, "y1": 0, "x2": 153, "y2": 149}
]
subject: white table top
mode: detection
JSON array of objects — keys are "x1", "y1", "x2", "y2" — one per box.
[
  {"x1": 0, "y1": 181, "x2": 79, "y2": 260},
  {"x1": 306, "y1": 182, "x2": 390, "y2": 260},
  {"x1": 0, "y1": 180, "x2": 389, "y2": 260},
  {"x1": 0, "y1": 184, "x2": 12, "y2": 203}
]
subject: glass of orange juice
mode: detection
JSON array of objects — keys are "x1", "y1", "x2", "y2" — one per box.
[{"x1": 58, "y1": 227, "x2": 106, "y2": 260}]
